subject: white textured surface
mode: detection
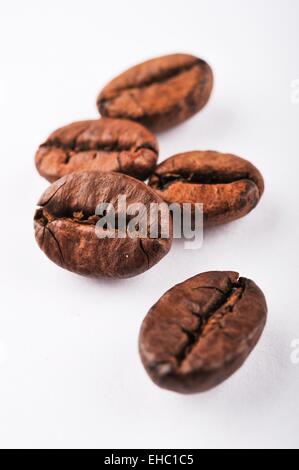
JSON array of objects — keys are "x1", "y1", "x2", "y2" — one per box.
[{"x1": 0, "y1": 0, "x2": 298, "y2": 449}]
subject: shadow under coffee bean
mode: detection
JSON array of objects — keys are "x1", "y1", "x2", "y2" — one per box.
[
  {"x1": 34, "y1": 171, "x2": 172, "y2": 279},
  {"x1": 35, "y1": 118, "x2": 158, "y2": 183},
  {"x1": 139, "y1": 271, "x2": 267, "y2": 394},
  {"x1": 149, "y1": 150, "x2": 264, "y2": 226}
]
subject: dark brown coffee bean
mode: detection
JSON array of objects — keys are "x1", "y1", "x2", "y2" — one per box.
[
  {"x1": 97, "y1": 54, "x2": 213, "y2": 132},
  {"x1": 149, "y1": 151, "x2": 264, "y2": 226},
  {"x1": 34, "y1": 172, "x2": 172, "y2": 278},
  {"x1": 139, "y1": 271, "x2": 267, "y2": 394},
  {"x1": 35, "y1": 119, "x2": 158, "y2": 183}
]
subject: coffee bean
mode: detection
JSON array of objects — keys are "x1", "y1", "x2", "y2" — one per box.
[
  {"x1": 97, "y1": 54, "x2": 213, "y2": 132},
  {"x1": 35, "y1": 119, "x2": 158, "y2": 183},
  {"x1": 34, "y1": 172, "x2": 172, "y2": 278},
  {"x1": 139, "y1": 271, "x2": 267, "y2": 394},
  {"x1": 149, "y1": 151, "x2": 264, "y2": 226}
]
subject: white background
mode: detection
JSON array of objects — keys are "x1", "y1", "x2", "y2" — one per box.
[{"x1": 0, "y1": 0, "x2": 298, "y2": 449}]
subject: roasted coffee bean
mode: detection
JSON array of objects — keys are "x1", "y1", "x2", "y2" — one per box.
[
  {"x1": 149, "y1": 151, "x2": 264, "y2": 226},
  {"x1": 139, "y1": 271, "x2": 267, "y2": 394},
  {"x1": 97, "y1": 54, "x2": 213, "y2": 132},
  {"x1": 35, "y1": 119, "x2": 158, "y2": 183},
  {"x1": 34, "y1": 172, "x2": 172, "y2": 278}
]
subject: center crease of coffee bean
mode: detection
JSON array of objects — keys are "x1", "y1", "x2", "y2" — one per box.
[
  {"x1": 154, "y1": 173, "x2": 257, "y2": 191},
  {"x1": 99, "y1": 59, "x2": 206, "y2": 99},
  {"x1": 41, "y1": 140, "x2": 156, "y2": 154},
  {"x1": 176, "y1": 279, "x2": 245, "y2": 367}
]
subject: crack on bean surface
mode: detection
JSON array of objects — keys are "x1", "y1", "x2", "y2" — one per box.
[
  {"x1": 45, "y1": 226, "x2": 65, "y2": 266},
  {"x1": 192, "y1": 285, "x2": 227, "y2": 296},
  {"x1": 139, "y1": 239, "x2": 150, "y2": 269}
]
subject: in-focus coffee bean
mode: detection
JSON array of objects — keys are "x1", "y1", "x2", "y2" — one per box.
[
  {"x1": 34, "y1": 172, "x2": 172, "y2": 278},
  {"x1": 149, "y1": 151, "x2": 264, "y2": 226},
  {"x1": 35, "y1": 119, "x2": 158, "y2": 183},
  {"x1": 139, "y1": 271, "x2": 267, "y2": 394},
  {"x1": 97, "y1": 54, "x2": 213, "y2": 132}
]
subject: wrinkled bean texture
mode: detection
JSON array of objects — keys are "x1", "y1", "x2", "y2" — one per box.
[
  {"x1": 149, "y1": 151, "x2": 264, "y2": 226},
  {"x1": 139, "y1": 271, "x2": 267, "y2": 394},
  {"x1": 97, "y1": 54, "x2": 213, "y2": 132},
  {"x1": 34, "y1": 172, "x2": 172, "y2": 279},
  {"x1": 35, "y1": 119, "x2": 158, "y2": 183}
]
